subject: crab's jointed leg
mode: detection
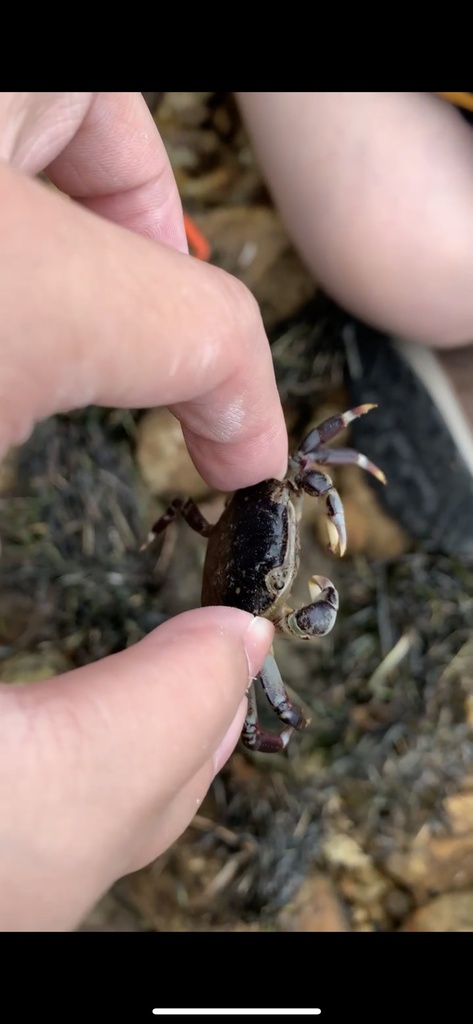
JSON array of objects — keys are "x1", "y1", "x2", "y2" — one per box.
[
  {"x1": 296, "y1": 403, "x2": 386, "y2": 486},
  {"x1": 293, "y1": 404, "x2": 386, "y2": 555},
  {"x1": 141, "y1": 497, "x2": 212, "y2": 549},
  {"x1": 296, "y1": 468, "x2": 347, "y2": 556},
  {"x1": 277, "y1": 575, "x2": 339, "y2": 639},
  {"x1": 242, "y1": 647, "x2": 310, "y2": 753},
  {"x1": 241, "y1": 676, "x2": 298, "y2": 754},
  {"x1": 259, "y1": 651, "x2": 307, "y2": 728},
  {"x1": 298, "y1": 404, "x2": 381, "y2": 455},
  {"x1": 311, "y1": 445, "x2": 386, "y2": 483}
]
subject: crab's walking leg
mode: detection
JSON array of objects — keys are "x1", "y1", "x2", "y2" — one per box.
[
  {"x1": 242, "y1": 678, "x2": 296, "y2": 754},
  {"x1": 259, "y1": 651, "x2": 308, "y2": 730},
  {"x1": 297, "y1": 404, "x2": 379, "y2": 454},
  {"x1": 312, "y1": 446, "x2": 386, "y2": 484},
  {"x1": 297, "y1": 468, "x2": 347, "y2": 556},
  {"x1": 277, "y1": 575, "x2": 339, "y2": 638},
  {"x1": 141, "y1": 497, "x2": 212, "y2": 549},
  {"x1": 294, "y1": 406, "x2": 386, "y2": 555}
]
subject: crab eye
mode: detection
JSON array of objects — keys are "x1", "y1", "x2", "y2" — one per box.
[{"x1": 268, "y1": 569, "x2": 285, "y2": 592}]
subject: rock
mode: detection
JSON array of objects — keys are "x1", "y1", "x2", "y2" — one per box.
[
  {"x1": 136, "y1": 408, "x2": 210, "y2": 500},
  {"x1": 386, "y1": 778, "x2": 473, "y2": 900},
  {"x1": 323, "y1": 833, "x2": 372, "y2": 872},
  {"x1": 403, "y1": 891, "x2": 473, "y2": 931},
  {"x1": 445, "y1": 786, "x2": 473, "y2": 835},
  {"x1": 191, "y1": 206, "x2": 317, "y2": 330},
  {"x1": 323, "y1": 833, "x2": 392, "y2": 930},
  {"x1": 278, "y1": 874, "x2": 350, "y2": 932}
]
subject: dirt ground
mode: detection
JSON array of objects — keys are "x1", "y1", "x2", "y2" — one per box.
[{"x1": 1, "y1": 93, "x2": 473, "y2": 933}]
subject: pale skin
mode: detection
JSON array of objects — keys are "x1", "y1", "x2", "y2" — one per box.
[
  {"x1": 1, "y1": 92, "x2": 473, "y2": 931},
  {"x1": 237, "y1": 92, "x2": 473, "y2": 347},
  {"x1": 0, "y1": 92, "x2": 282, "y2": 931}
]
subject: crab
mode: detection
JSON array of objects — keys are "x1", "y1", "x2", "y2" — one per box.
[{"x1": 145, "y1": 404, "x2": 386, "y2": 754}]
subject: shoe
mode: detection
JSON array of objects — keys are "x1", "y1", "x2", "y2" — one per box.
[
  {"x1": 270, "y1": 296, "x2": 473, "y2": 558},
  {"x1": 342, "y1": 320, "x2": 473, "y2": 558}
]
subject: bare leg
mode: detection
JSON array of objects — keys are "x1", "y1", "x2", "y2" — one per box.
[
  {"x1": 237, "y1": 92, "x2": 473, "y2": 347},
  {"x1": 142, "y1": 497, "x2": 212, "y2": 549},
  {"x1": 277, "y1": 575, "x2": 339, "y2": 639},
  {"x1": 241, "y1": 677, "x2": 296, "y2": 754}
]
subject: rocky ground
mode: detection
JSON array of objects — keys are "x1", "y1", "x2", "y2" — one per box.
[{"x1": 1, "y1": 92, "x2": 472, "y2": 932}]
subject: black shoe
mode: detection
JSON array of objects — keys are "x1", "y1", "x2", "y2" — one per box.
[{"x1": 271, "y1": 298, "x2": 473, "y2": 558}]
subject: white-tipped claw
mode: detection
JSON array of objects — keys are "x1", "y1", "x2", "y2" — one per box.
[
  {"x1": 308, "y1": 574, "x2": 335, "y2": 602},
  {"x1": 326, "y1": 517, "x2": 346, "y2": 557}
]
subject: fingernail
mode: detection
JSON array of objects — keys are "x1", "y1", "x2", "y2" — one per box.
[
  {"x1": 244, "y1": 615, "x2": 274, "y2": 679},
  {"x1": 213, "y1": 697, "x2": 247, "y2": 775}
]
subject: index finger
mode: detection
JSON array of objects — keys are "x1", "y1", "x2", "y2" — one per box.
[{"x1": 0, "y1": 164, "x2": 288, "y2": 489}]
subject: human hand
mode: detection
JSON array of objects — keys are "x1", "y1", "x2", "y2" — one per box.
[
  {"x1": 0, "y1": 92, "x2": 287, "y2": 930},
  {"x1": 237, "y1": 92, "x2": 473, "y2": 347}
]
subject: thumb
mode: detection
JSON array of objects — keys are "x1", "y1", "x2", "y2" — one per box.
[{"x1": 1, "y1": 607, "x2": 273, "y2": 917}]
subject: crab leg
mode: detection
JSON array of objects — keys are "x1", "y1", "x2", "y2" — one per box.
[
  {"x1": 277, "y1": 575, "x2": 339, "y2": 639},
  {"x1": 259, "y1": 651, "x2": 308, "y2": 730},
  {"x1": 297, "y1": 403, "x2": 379, "y2": 454},
  {"x1": 293, "y1": 405, "x2": 386, "y2": 555},
  {"x1": 296, "y1": 404, "x2": 386, "y2": 484},
  {"x1": 141, "y1": 497, "x2": 212, "y2": 549},
  {"x1": 311, "y1": 446, "x2": 386, "y2": 484},
  {"x1": 241, "y1": 677, "x2": 296, "y2": 754},
  {"x1": 297, "y1": 468, "x2": 347, "y2": 556}
]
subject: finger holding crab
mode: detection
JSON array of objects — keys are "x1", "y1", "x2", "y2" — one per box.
[{"x1": 143, "y1": 403, "x2": 386, "y2": 753}]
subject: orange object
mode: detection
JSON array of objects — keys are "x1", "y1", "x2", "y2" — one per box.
[
  {"x1": 438, "y1": 92, "x2": 473, "y2": 113},
  {"x1": 183, "y1": 212, "x2": 211, "y2": 261}
]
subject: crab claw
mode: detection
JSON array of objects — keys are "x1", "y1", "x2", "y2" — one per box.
[
  {"x1": 286, "y1": 575, "x2": 339, "y2": 638},
  {"x1": 308, "y1": 574, "x2": 340, "y2": 606}
]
